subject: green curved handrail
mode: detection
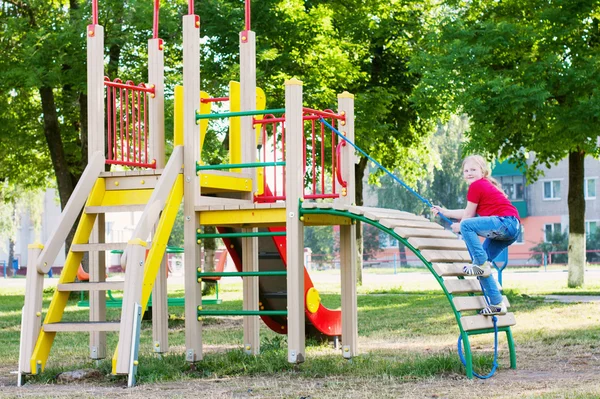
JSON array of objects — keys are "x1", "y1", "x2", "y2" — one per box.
[{"x1": 299, "y1": 206, "x2": 516, "y2": 378}]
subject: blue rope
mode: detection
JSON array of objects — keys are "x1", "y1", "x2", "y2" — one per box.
[
  {"x1": 320, "y1": 117, "x2": 501, "y2": 378},
  {"x1": 319, "y1": 118, "x2": 454, "y2": 226},
  {"x1": 457, "y1": 315, "x2": 499, "y2": 379}
]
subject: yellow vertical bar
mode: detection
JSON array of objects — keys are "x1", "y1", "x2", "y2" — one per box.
[{"x1": 174, "y1": 85, "x2": 184, "y2": 146}]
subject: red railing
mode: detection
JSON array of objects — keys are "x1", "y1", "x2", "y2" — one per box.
[
  {"x1": 105, "y1": 77, "x2": 156, "y2": 168},
  {"x1": 253, "y1": 108, "x2": 347, "y2": 202}
]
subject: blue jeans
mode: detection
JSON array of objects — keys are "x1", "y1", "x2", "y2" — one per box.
[{"x1": 460, "y1": 216, "x2": 520, "y2": 305}]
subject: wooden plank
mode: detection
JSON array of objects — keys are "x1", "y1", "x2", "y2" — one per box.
[
  {"x1": 363, "y1": 211, "x2": 427, "y2": 222},
  {"x1": 70, "y1": 242, "x2": 128, "y2": 252},
  {"x1": 57, "y1": 281, "x2": 125, "y2": 292},
  {"x1": 104, "y1": 175, "x2": 161, "y2": 191},
  {"x1": 419, "y1": 249, "x2": 471, "y2": 263},
  {"x1": 100, "y1": 169, "x2": 164, "y2": 178},
  {"x1": 408, "y1": 237, "x2": 467, "y2": 251},
  {"x1": 43, "y1": 322, "x2": 121, "y2": 332},
  {"x1": 453, "y1": 296, "x2": 510, "y2": 312},
  {"x1": 85, "y1": 205, "x2": 146, "y2": 213},
  {"x1": 444, "y1": 279, "x2": 482, "y2": 294},
  {"x1": 379, "y1": 219, "x2": 444, "y2": 230},
  {"x1": 393, "y1": 227, "x2": 457, "y2": 239},
  {"x1": 432, "y1": 263, "x2": 492, "y2": 277},
  {"x1": 461, "y1": 313, "x2": 516, "y2": 332}
]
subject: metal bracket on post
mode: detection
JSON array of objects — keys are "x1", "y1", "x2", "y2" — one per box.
[
  {"x1": 244, "y1": 344, "x2": 252, "y2": 355},
  {"x1": 342, "y1": 345, "x2": 352, "y2": 359},
  {"x1": 127, "y1": 303, "x2": 143, "y2": 388},
  {"x1": 186, "y1": 349, "x2": 195, "y2": 362}
]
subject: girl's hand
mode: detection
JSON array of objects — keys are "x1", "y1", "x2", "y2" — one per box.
[
  {"x1": 431, "y1": 205, "x2": 446, "y2": 216},
  {"x1": 451, "y1": 222, "x2": 461, "y2": 234}
]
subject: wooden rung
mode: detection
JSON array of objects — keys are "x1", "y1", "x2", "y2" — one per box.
[
  {"x1": 85, "y1": 205, "x2": 146, "y2": 214},
  {"x1": 394, "y1": 227, "x2": 457, "y2": 239},
  {"x1": 461, "y1": 313, "x2": 516, "y2": 332},
  {"x1": 444, "y1": 279, "x2": 482, "y2": 294},
  {"x1": 432, "y1": 263, "x2": 492, "y2": 277},
  {"x1": 379, "y1": 219, "x2": 444, "y2": 230},
  {"x1": 43, "y1": 322, "x2": 121, "y2": 332},
  {"x1": 419, "y1": 249, "x2": 471, "y2": 263},
  {"x1": 100, "y1": 169, "x2": 164, "y2": 177},
  {"x1": 362, "y1": 211, "x2": 427, "y2": 222},
  {"x1": 453, "y1": 295, "x2": 510, "y2": 312},
  {"x1": 70, "y1": 242, "x2": 128, "y2": 252},
  {"x1": 57, "y1": 281, "x2": 125, "y2": 292},
  {"x1": 408, "y1": 237, "x2": 467, "y2": 251}
]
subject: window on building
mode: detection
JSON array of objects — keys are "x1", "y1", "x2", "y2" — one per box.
[
  {"x1": 499, "y1": 175, "x2": 525, "y2": 200},
  {"x1": 585, "y1": 221, "x2": 598, "y2": 236},
  {"x1": 544, "y1": 223, "x2": 562, "y2": 242},
  {"x1": 543, "y1": 180, "x2": 561, "y2": 200},
  {"x1": 585, "y1": 178, "x2": 597, "y2": 199}
]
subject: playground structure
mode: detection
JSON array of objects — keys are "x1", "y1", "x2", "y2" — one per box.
[{"x1": 17, "y1": 0, "x2": 516, "y2": 386}]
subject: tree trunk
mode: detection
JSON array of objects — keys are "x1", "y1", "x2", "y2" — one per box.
[
  {"x1": 354, "y1": 157, "x2": 368, "y2": 285},
  {"x1": 567, "y1": 150, "x2": 585, "y2": 288}
]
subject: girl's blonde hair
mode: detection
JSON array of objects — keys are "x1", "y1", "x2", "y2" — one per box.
[{"x1": 462, "y1": 155, "x2": 506, "y2": 195}]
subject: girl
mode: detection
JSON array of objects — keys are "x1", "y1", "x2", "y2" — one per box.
[{"x1": 431, "y1": 155, "x2": 521, "y2": 316}]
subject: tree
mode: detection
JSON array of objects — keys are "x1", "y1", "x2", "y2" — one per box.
[{"x1": 412, "y1": 0, "x2": 600, "y2": 287}]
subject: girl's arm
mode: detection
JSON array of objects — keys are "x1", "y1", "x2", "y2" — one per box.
[
  {"x1": 462, "y1": 201, "x2": 478, "y2": 220},
  {"x1": 431, "y1": 206, "x2": 464, "y2": 220}
]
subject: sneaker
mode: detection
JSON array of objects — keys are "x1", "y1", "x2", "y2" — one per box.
[
  {"x1": 462, "y1": 262, "x2": 491, "y2": 276},
  {"x1": 480, "y1": 302, "x2": 507, "y2": 316}
]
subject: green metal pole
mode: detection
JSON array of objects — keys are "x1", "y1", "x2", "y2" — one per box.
[
  {"x1": 196, "y1": 231, "x2": 286, "y2": 239},
  {"x1": 197, "y1": 271, "x2": 287, "y2": 278},
  {"x1": 197, "y1": 310, "x2": 288, "y2": 316},
  {"x1": 196, "y1": 161, "x2": 285, "y2": 172},
  {"x1": 195, "y1": 108, "x2": 286, "y2": 121}
]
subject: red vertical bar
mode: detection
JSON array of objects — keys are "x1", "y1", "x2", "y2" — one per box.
[
  {"x1": 320, "y1": 120, "x2": 325, "y2": 195},
  {"x1": 153, "y1": 0, "x2": 160, "y2": 39},
  {"x1": 273, "y1": 122, "x2": 277, "y2": 197},
  {"x1": 92, "y1": 0, "x2": 98, "y2": 25},
  {"x1": 262, "y1": 124, "x2": 267, "y2": 193},
  {"x1": 245, "y1": 0, "x2": 251, "y2": 31},
  {"x1": 311, "y1": 119, "x2": 316, "y2": 195},
  {"x1": 331, "y1": 118, "x2": 336, "y2": 195},
  {"x1": 120, "y1": 87, "x2": 124, "y2": 161},
  {"x1": 113, "y1": 87, "x2": 117, "y2": 161},
  {"x1": 137, "y1": 90, "x2": 142, "y2": 164},
  {"x1": 106, "y1": 86, "x2": 112, "y2": 161},
  {"x1": 188, "y1": 0, "x2": 194, "y2": 15},
  {"x1": 282, "y1": 121, "x2": 286, "y2": 198},
  {"x1": 144, "y1": 92, "x2": 148, "y2": 164},
  {"x1": 126, "y1": 88, "x2": 131, "y2": 163}
]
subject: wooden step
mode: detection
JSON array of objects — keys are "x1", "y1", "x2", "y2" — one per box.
[
  {"x1": 432, "y1": 263, "x2": 492, "y2": 277},
  {"x1": 419, "y1": 249, "x2": 471, "y2": 263},
  {"x1": 379, "y1": 219, "x2": 444, "y2": 230},
  {"x1": 453, "y1": 295, "x2": 510, "y2": 312},
  {"x1": 57, "y1": 281, "x2": 125, "y2": 292},
  {"x1": 461, "y1": 313, "x2": 516, "y2": 332},
  {"x1": 43, "y1": 321, "x2": 121, "y2": 332},
  {"x1": 362, "y1": 210, "x2": 428, "y2": 223},
  {"x1": 393, "y1": 227, "x2": 457, "y2": 239},
  {"x1": 444, "y1": 279, "x2": 482, "y2": 294},
  {"x1": 408, "y1": 237, "x2": 467, "y2": 251},
  {"x1": 85, "y1": 205, "x2": 146, "y2": 213},
  {"x1": 100, "y1": 169, "x2": 164, "y2": 177},
  {"x1": 70, "y1": 242, "x2": 128, "y2": 252}
]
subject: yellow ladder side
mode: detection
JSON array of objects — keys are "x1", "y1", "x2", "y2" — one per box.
[
  {"x1": 111, "y1": 175, "x2": 183, "y2": 373},
  {"x1": 30, "y1": 178, "x2": 107, "y2": 374}
]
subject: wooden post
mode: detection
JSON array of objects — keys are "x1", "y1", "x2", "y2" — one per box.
[
  {"x1": 285, "y1": 78, "x2": 305, "y2": 364},
  {"x1": 183, "y1": 13, "x2": 203, "y2": 363},
  {"x1": 337, "y1": 92, "x2": 357, "y2": 358},
  {"x1": 18, "y1": 244, "x2": 45, "y2": 374},
  {"x1": 240, "y1": 29, "x2": 260, "y2": 355},
  {"x1": 115, "y1": 239, "x2": 147, "y2": 374},
  {"x1": 87, "y1": 21, "x2": 107, "y2": 362},
  {"x1": 149, "y1": 35, "x2": 168, "y2": 354}
]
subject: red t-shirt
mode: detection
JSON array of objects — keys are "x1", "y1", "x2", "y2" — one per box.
[{"x1": 467, "y1": 178, "x2": 520, "y2": 219}]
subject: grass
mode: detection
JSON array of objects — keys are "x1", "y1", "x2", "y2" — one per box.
[{"x1": 2, "y1": 269, "x2": 600, "y2": 397}]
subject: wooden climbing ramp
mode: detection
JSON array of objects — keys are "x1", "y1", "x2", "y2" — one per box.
[{"x1": 299, "y1": 202, "x2": 517, "y2": 379}]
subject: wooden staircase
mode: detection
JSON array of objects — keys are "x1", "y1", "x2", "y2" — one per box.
[{"x1": 18, "y1": 147, "x2": 184, "y2": 386}]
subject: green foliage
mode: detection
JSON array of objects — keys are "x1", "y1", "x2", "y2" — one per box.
[
  {"x1": 412, "y1": 0, "x2": 600, "y2": 180},
  {"x1": 530, "y1": 229, "x2": 600, "y2": 264}
]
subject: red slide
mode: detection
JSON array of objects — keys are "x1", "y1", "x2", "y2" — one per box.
[{"x1": 218, "y1": 226, "x2": 342, "y2": 339}]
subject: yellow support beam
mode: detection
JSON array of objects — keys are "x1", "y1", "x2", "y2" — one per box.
[
  {"x1": 198, "y1": 173, "x2": 253, "y2": 193},
  {"x1": 198, "y1": 208, "x2": 286, "y2": 227},
  {"x1": 30, "y1": 178, "x2": 106, "y2": 374},
  {"x1": 302, "y1": 214, "x2": 353, "y2": 226},
  {"x1": 101, "y1": 189, "x2": 153, "y2": 206}
]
